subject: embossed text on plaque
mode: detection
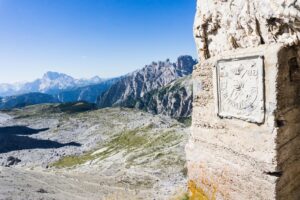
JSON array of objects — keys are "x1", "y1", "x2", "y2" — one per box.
[{"x1": 216, "y1": 56, "x2": 264, "y2": 123}]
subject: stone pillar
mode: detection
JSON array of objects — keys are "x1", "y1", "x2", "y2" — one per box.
[{"x1": 186, "y1": 1, "x2": 300, "y2": 199}]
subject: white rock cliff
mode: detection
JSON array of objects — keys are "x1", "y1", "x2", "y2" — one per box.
[
  {"x1": 187, "y1": 0, "x2": 300, "y2": 199},
  {"x1": 194, "y1": 0, "x2": 300, "y2": 60}
]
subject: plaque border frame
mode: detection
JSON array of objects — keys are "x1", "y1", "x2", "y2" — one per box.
[{"x1": 215, "y1": 55, "x2": 265, "y2": 123}]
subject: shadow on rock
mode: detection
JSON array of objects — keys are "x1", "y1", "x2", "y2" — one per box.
[
  {"x1": 0, "y1": 126, "x2": 49, "y2": 135},
  {"x1": 0, "y1": 126, "x2": 81, "y2": 153}
]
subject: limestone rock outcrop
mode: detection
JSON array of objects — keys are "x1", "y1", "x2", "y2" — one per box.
[
  {"x1": 187, "y1": 0, "x2": 300, "y2": 199},
  {"x1": 194, "y1": 0, "x2": 300, "y2": 60}
]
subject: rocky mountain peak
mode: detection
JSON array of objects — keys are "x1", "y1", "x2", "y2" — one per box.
[
  {"x1": 43, "y1": 71, "x2": 65, "y2": 80},
  {"x1": 82, "y1": 76, "x2": 102, "y2": 85},
  {"x1": 176, "y1": 55, "x2": 197, "y2": 73},
  {"x1": 97, "y1": 55, "x2": 197, "y2": 112},
  {"x1": 0, "y1": 72, "x2": 103, "y2": 97}
]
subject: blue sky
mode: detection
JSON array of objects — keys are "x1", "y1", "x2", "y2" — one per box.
[{"x1": 0, "y1": 0, "x2": 197, "y2": 83}]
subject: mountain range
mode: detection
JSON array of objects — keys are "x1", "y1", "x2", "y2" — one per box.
[
  {"x1": 133, "y1": 75, "x2": 193, "y2": 118},
  {"x1": 97, "y1": 56, "x2": 196, "y2": 108},
  {"x1": 55, "y1": 77, "x2": 120, "y2": 103},
  {"x1": 0, "y1": 72, "x2": 103, "y2": 97},
  {"x1": 0, "y1": 55, "x2": 197, "y2": 118},
  {"x1": 0, "y1": 93, "x2": 59, "y2": 110}
]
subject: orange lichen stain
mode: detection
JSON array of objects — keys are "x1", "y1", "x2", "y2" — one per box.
[
  {"x1": 185, "y1": 162, "x2": 230, "y2": 200},
  {"x1": 187, "y1": 180, "x2": 216, "y2": 200}
]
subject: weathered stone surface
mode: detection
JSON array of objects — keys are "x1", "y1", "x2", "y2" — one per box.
[
  {"x1": 194, "y1": 0, "x2": 300, "y2": 60},
  {"x1": 188, "y1": 1, "x2": 300, "y2": 199},
  {"x1": 5, "y1": 156, "x2": 21, "y2": 167},
  {"x1": 186, "y1": 44, "x2": 300, "y2": 199},
  {"x1": 216, "y1": 56, "x2": 264, "y2": 123}
]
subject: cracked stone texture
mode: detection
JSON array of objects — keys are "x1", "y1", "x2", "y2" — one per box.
[
  {"x1": 187, "y1": 43, "x2": 300, "y2": 199},
  {"x1": 189, "y1": 1, "x2": 300, "y2": 198},
  {"x1": 194, "y1": 0, "x2": 300, "y2": 60}
]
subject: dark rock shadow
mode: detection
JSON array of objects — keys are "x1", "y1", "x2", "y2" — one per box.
[{"x1": 0, "y1": 126, "x2": 81, "y2": 154}]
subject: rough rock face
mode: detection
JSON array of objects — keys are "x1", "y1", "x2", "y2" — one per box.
[
  {"x1": 188, "y1": 45, "x2": 300, "y2": 200},
  {"x1": 97, "y1": 56, "x2": 197, "y2": 116},
  {"x1": 5, "y1": 156, "x2": 21, "y2": 167},
  {"x1": 194, "y1": 0, "x2": 300, "y2": 60},
  {"x1": 187, "y1": 0, "x2": 300, "y2": 199},
  {"x1": 135, "y1": 76, "x2": 192, "y2": 118}
]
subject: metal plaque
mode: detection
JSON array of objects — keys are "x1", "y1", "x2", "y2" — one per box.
[{"x1": 216, "y1": 56, "x2": 264, "y2": 123}]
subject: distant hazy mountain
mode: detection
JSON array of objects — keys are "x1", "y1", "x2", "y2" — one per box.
[
  {"x1": 0, "y1": 82, "x2": 27, "y2": 97},
  {"x1": 0, "y1": 78, "x2": 119, "y2": 110},
  {"x1": 0, "y1": 56, "x2": 197, "y2": 117},
  {"x1": 55, "y1": 77, "x2": 120, "y2": 103},
  {"x1": 97, "y1": 55, "x2": 197, "y2": 118},
  {"x1": 0, "y1": 72, "x2": 103, "y2": 97},
  {"x1": 0, "y1": 93, "x2": 59, "y2": 110}
]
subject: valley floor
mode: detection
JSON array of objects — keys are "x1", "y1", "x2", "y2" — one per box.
[{"x1": 0, "y1": 104, "x2": 188, "y2": 200}]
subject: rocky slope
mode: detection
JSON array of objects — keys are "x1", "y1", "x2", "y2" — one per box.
[
  {"x1": 97, "y1": 56, "x2": 196, "y2": 117},
  {"x1": 0, "y1": 104, "x2": 189, "y2": 199},
  {"x1": 0, "y1": 93, "x2": 59, "y2": 110},
  {"x1": 133, "y1": 76, "x2": 192, "y2": 119}
]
